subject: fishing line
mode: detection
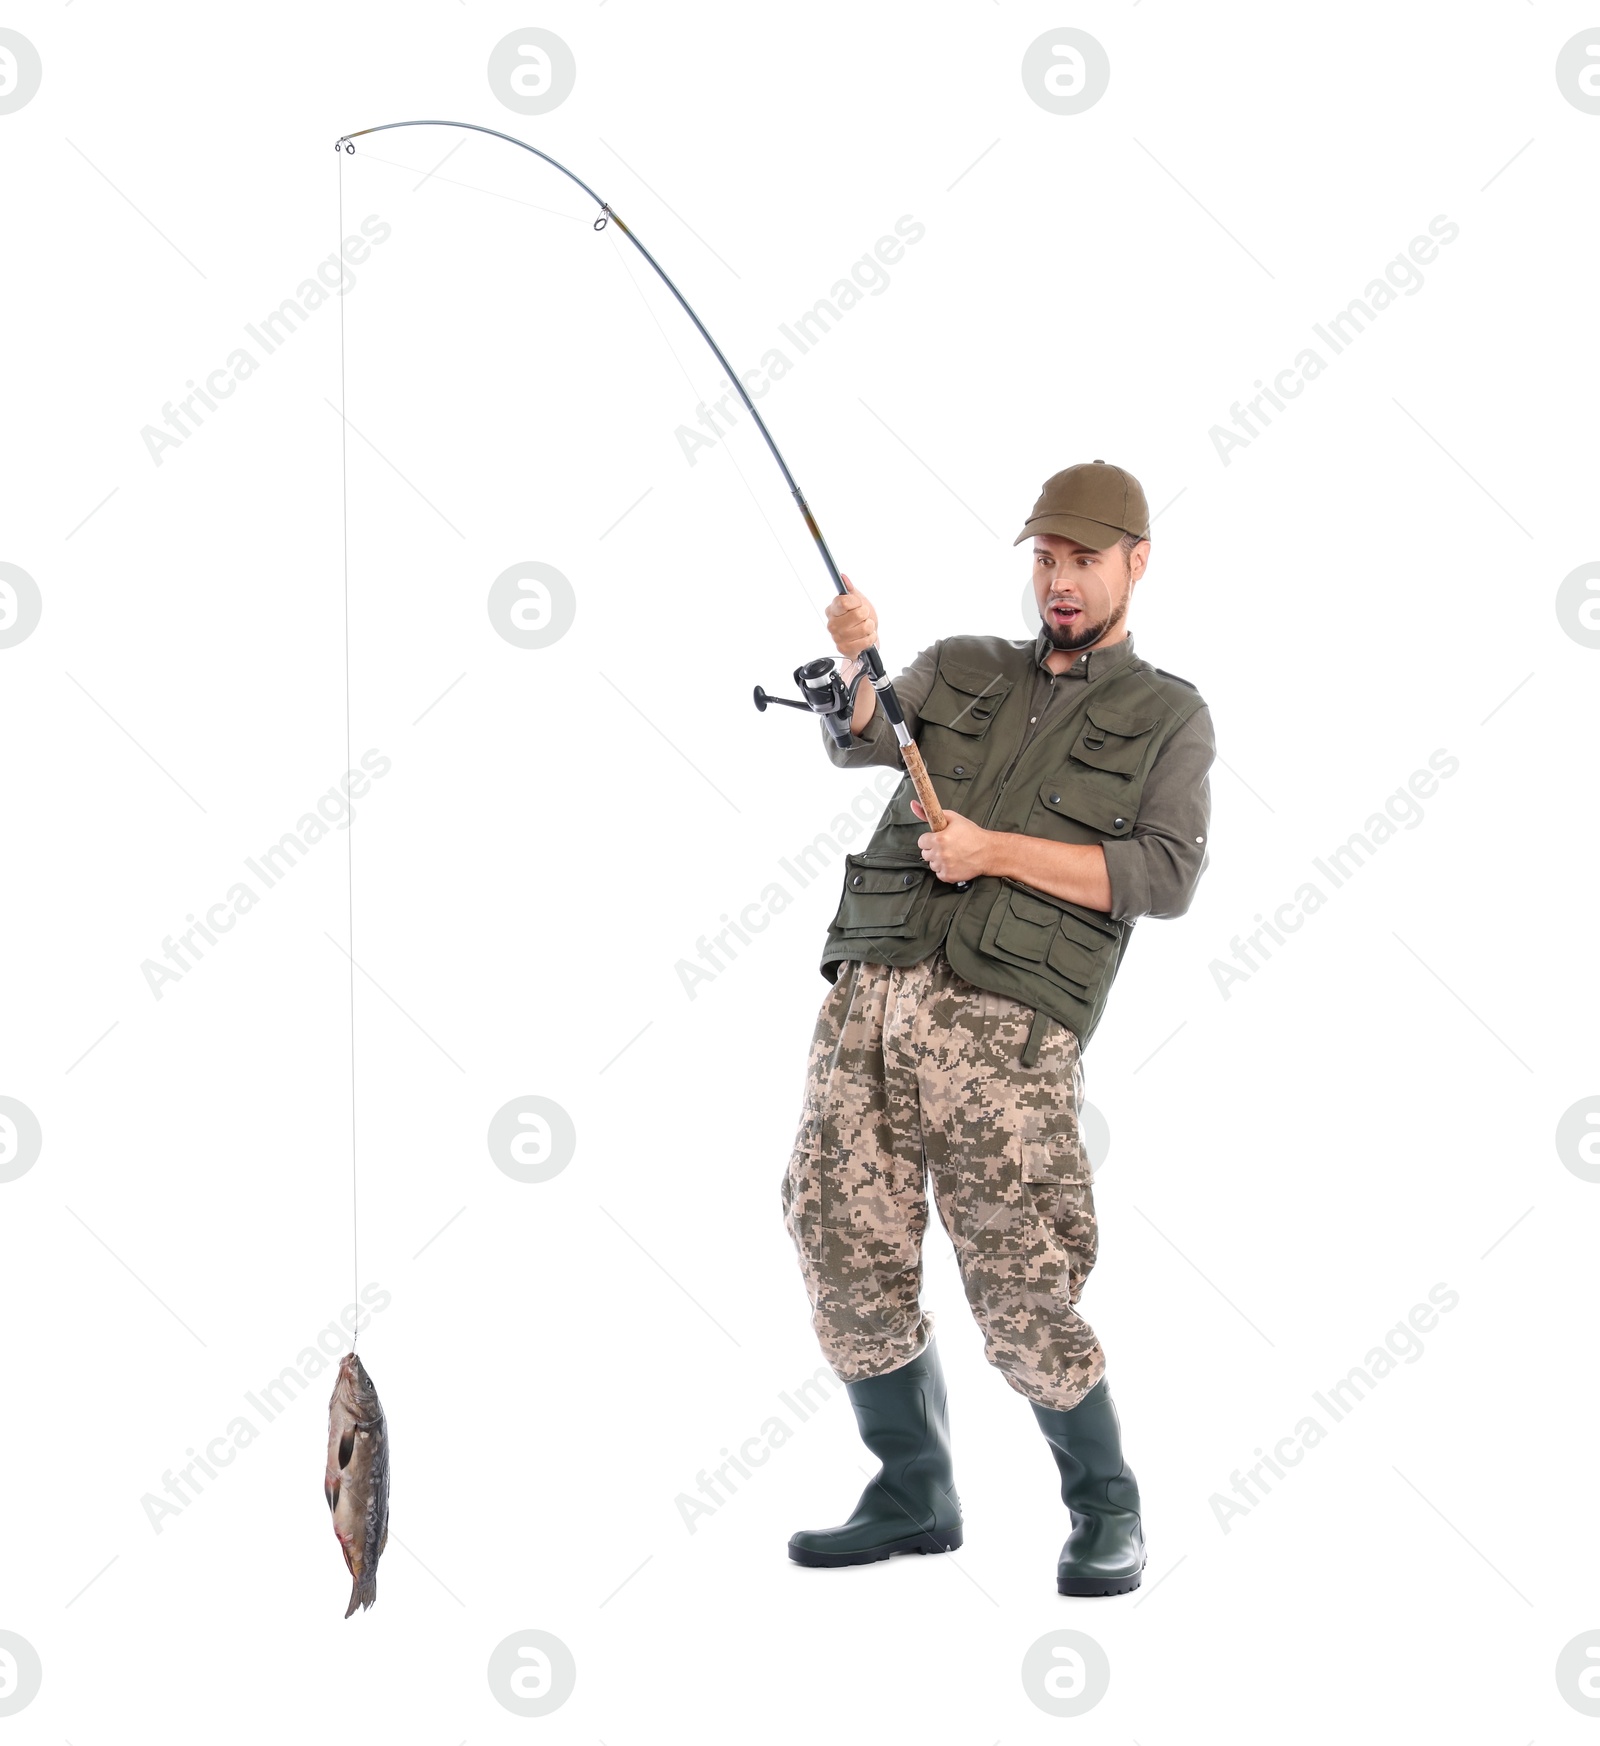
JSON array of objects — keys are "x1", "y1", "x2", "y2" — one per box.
[
  {"x1": 333, "y1": 118, "x2": 948, "y2": 830},
  {"x1": 337, "y1": 145, "x2": 360, "y2": 1345},
  {"x1": 600, "y1": 228, "x2": 816, "y2": 618}
]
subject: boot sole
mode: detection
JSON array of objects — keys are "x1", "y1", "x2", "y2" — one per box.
[
  {"x1": 788, "y1": 1528, "x2": 963, "y2": 1568},
  {"x1": 1057, "y1": 1567, "x2": 1143, "y2": 1597}
]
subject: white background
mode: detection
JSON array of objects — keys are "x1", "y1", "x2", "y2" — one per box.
[{"x1": 3, "y1": 1, "x2": 1598, "y2": 1739}]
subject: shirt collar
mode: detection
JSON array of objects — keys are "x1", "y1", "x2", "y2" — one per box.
[{"x1": 1032, "y1": 627, "x2": 1136, "y2": 681}]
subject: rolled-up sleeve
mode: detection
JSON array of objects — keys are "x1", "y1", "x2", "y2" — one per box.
[
  {"x1": 821, "y1": 642, "x2": 941, "y2": 770},
  {"x1": 1102, "y1": 702, "x2": 1215, "y2": 921}
]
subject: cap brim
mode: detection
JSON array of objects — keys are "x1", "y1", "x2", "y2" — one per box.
[{"x1": 1013, "y1": 514, "x2": 1132, "y2": 549}]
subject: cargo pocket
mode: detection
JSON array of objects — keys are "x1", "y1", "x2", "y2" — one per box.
[
  {"x1": 782, "y1": 1099, "x2": 825, "y2": 1271},
  {"x1": 1017, "y1": 1124, "x2": 1089, "y2": 1250},
  {"x1": 1019, "y1": 1128, "x2": 1085, "y2": 1185},
  {"x1": 830, "y1": 856, "x2": 930, "y2": 938},
  {"x1": 981, "y1": 882, "x2": 1121, "y2": 1000}
]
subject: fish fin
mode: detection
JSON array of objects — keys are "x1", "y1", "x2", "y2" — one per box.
[
  {"x1": 338, "y1": 1429, "x2": 355, "y2": 1469},
  {"x1": 325, "y1": 1474, "x2": 340, "y2": 1514},
  {"x1": 345, "y1": 1571, "x2": 377, "y2": 1618}
]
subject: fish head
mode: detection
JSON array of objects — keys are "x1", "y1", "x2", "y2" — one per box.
[{"x1": 336, "y1": 1351, "x2": 375, "y2": 1401}]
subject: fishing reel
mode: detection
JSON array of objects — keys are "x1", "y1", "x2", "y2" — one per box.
[{"x1": 753, "y1": 656, "x2": 867, "y2": 748}]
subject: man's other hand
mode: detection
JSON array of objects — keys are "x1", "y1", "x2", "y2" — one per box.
[{"x1": 911, "y1": 803, "x2": 992, "y2": 882}]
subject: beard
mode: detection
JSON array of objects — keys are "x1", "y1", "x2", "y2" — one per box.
[{"x1": 1042, "y1": 586, "x2": 1128, "y2": 652}]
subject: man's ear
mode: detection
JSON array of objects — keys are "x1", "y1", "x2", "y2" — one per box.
[{"x1": 1128, "y1": 540, "x2": 1151, "y2": 586}]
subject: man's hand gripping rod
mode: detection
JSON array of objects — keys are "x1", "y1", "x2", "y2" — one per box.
[
  {"x1": 754, "y1": 495, "x2": 947, "y2": 830},
  {"x1": 754, "y1": 529, "x2": 948, "y2": 831}
]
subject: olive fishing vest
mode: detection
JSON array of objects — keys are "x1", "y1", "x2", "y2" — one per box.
[{"x1": 819, "y1": 635, "x2": 1202, "y2": 1051}]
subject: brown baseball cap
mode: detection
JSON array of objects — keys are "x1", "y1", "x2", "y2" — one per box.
[{"x1": 1013, "y1": 460, "x2": 1150, "y2": 550}]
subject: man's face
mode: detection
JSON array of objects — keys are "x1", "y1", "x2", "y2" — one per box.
[{"x1": 1032, "y1": 533, "x2": 1147, "y2": 652}]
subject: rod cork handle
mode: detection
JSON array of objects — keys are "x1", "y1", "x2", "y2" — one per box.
[{"x1": 900, "y1": 740, "x2": 948, "y2": 832}]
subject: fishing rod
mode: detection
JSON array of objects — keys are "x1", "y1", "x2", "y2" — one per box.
[{"x1": 335, "y1": 120, "x2": 947, "y2": 830}]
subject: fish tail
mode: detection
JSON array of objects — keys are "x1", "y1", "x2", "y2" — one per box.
[{"x1": 345, "y1": 1571, "x2": 377, "y2": 1618}]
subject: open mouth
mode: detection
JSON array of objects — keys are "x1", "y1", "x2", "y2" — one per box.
[{"x1": 1048, "y1": 602, "x2": 1082, "y2": 623}]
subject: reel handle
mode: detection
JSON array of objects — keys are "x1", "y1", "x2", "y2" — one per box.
[
  {"x1": 752, "y1": 685, "x2": 809, "y2": 712},
  {"x1": 752, "y1": 653, "x2": 949, "y2": 832}
]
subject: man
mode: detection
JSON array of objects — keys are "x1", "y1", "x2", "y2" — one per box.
[{"x1": 781, "y1": 460, "x2": 1214, "y2": 1595}]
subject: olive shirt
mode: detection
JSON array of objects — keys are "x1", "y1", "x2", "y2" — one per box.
[{"x1": 825, "y1": 630, "x2": 1214, "y2": 921}]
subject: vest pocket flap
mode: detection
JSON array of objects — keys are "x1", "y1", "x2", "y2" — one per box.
[
  {"x1": 1071, "y1": 706, "x2": 1158, "y2": 776},
  {"x1": 1086, "y1": 704, "x2": 1159, "y2": 737},
  {"x1": 918, "y1": 663, "x2": 1011, "y2": 734},
  {"x1": 1008, "y1": 890, "x2": 1060, "y2": 928},
  {"x1": 939, "y1": 657, "x2": 1011, "y2": 698},
  {"x1": 1037, "y1": 780, "x2": 1135, "y2": 837},
  {"x1": 1057, "y1": 907, "x2": 1119, "y2": 951},
  {"x1": 847, "y1": 863, "x2": 925, "y2": 896},
  {"x1": 921, "y1": 743, "x2": 985, "y2": 782},
  {"x1": 832, "y1": 857, "x2": 927, "y2": 934}
]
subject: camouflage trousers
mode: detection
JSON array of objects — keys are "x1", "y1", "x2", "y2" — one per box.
[{"x1": 782, "y1": 951, "x2": 1105, "y2": 1411}]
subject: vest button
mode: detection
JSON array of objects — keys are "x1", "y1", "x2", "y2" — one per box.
[
  {"x1": 902, "y1": 873, "x2": 915, "y2": 887},
  {"x1": 953, "y1": 764, "x2": 965, "y2": 776},
  {"x1": 1049, "y1": 792, "x2": 1061, "y2": 804},
  {"x1": 956, "y1": 880, "x2": 970, "y2": 890},
  {"x1": 1114, "y1": 817, "x2": 1127, "y2": 830},
  {"x1": 851, "y1": 874, "x2": 863, "y2": 887}
]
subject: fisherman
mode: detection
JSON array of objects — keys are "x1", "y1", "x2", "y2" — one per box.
[{"x1": 782, "y1": 460, "x2": 1214, "y2": 1595}]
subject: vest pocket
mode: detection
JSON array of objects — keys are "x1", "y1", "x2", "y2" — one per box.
[
  {"x1": 1069, "y1": 705, "x2": 1158, "y2": 776},
  {"x1": 1034, "y1": 776, "x2": 1138, "y2": 841},
  {"x1": 1047, "y1": 911, "x2": 1118, "y2": 988},
  {"x1": 1029, "y1": 707, "x2": 1158, "y2": 843},
  {"x1": 831, "y1": 855, "x2": 930, "y2": 936},
  {"x1": 992, "y1": 888, "x2": 1063, "y2": 962},
  {"x1": 917, "y1": 663, "x2": 1012, "y2": 738},
  {"x1": 920, "y1": 740, "x2": 986, "y2": 793},
  {"x1": 981, "y1": 881, "x2": 1120, "y2": 997}
]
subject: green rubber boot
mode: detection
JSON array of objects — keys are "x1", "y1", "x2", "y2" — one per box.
[
  {"x1": 788, "y1": 1343, "x2": 963, "y2": 1568},
  {"x1": 1032, "y1": 1377, "x2": 1145, "y2": 1596}
]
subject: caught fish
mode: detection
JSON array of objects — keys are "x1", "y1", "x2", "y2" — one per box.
[{"x1": 325, "y1": 1351, "x2": 390, "y2": 1618}]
